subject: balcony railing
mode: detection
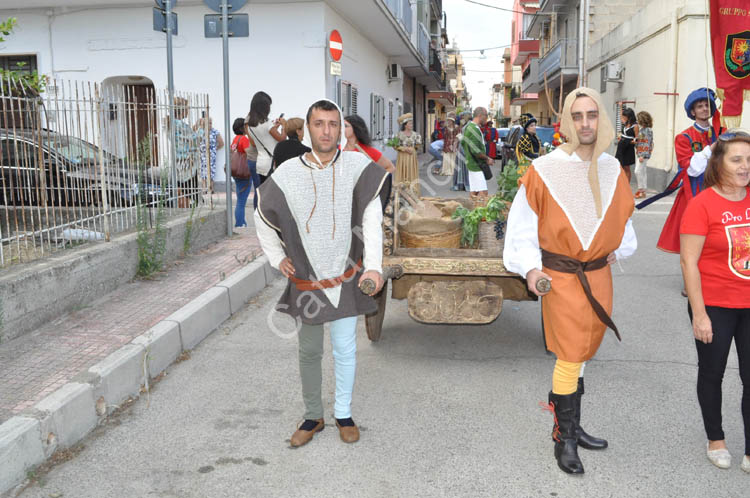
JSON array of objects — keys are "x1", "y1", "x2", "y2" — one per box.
[
  {"x1": 402, "y1": 0, "x2": 413, "y2": 35},
  {"x1": 417, "y1": 22, "x2": 429, "y2": 62},
  {"x1": 537, "y1": 38, "x2": 578, "y2": 81},
  {"x1": 385, "y1": 0, "x2": 413, "y2": 37},
  {"x1": 521, "y1": 58, "x2": 540, "y2": 94}
]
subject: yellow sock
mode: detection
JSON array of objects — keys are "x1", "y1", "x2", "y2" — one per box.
[{"x1": 552, "y1": 359, "x2": 583, "y2": 395}]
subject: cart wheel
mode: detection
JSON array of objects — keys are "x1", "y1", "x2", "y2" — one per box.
[
  {"x1": 365, "y1": 281, "x2": 388, "y2": 342},
  {"x1": 540, "y1": 297, "x2": 551, "y2": 355}
]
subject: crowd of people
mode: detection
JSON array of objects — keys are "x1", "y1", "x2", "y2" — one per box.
[{"x1": 236, "y1": 86, "x2": 748, "y2": 477}]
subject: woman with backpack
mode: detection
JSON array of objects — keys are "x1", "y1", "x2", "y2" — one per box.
[{"x1": 230, "y1": 117, "x2": 258, "y2": 226}]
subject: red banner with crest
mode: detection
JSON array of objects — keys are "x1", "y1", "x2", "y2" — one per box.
[{"x1": 710, "y1": 0, "x2": 750, "y2": 127}]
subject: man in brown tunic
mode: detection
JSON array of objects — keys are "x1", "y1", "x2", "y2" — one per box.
[
  {"x1": 254, "y1": 99, "x2": 391, "y2": 447},
  {"x1": 503, "y1": 88, "x2": 637, "y2": 474}
]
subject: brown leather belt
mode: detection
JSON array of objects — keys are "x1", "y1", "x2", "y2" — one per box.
[
  {"x1": 288, "y1": 260, "x2": 362, "y2": 291},
  {"x1": 541, "y1": 249, "x2": 620, "y2": 341}
]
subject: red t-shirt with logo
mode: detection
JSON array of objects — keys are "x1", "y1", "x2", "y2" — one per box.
[{"x1": 680, "y1": 187, "x2": 750, "y2": 308}]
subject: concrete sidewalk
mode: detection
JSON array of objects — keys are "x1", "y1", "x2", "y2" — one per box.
[{"x1": 0, "y1": 194, "x2": 277, "y2": 494}]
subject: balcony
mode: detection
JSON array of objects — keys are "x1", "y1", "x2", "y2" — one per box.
[
  {"x1": 417, "y1": 22, "x2": 430, "y2": 63},
  {"x1": 537, "y1": 38, "x2": 578, "y2": 86},
  {"x1": 402, "y1": 0, "x2": 413, "y2": 35},
  {"x1": 512, "y1": 39, "x2": 540, "y2": 65},
  {"x1": 521, "y1": 57, "x2": 541, "y2": 93}
]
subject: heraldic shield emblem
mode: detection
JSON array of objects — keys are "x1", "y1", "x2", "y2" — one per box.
[
  {"x1": 726, "y1": 31, "x2": 750, "y2": 79},
  {"x1": 726, "y1": 224, "x2": 750, "y2": 279}
]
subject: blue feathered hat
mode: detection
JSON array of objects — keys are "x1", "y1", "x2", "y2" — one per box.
[{"x1": 684, "y1": 88, "x2": 717, "y2": 120}]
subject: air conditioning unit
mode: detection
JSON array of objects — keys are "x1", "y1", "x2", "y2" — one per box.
[
  {"x1": 387, "y1": 63, "x2": 403, "y2": 82},
  {"x1": 606, "y1": 61, "x2": 624, "y2": 82}
]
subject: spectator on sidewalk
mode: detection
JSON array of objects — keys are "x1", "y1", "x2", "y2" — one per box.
[
  {"x1": 272, "y1": 117, "x2": 311, "y2": 169},
  {"x1": 246, "y1": 91, "x2": 285, "y2": 184},
  {"x1": 196, "y1": 117, "x2": 224, "y2": 191},
  {"x1": 679, "y1": 129, "x2": 750, "y2": 472},
  {"x1": 343, "y1": 114, "x2": 395, "y2": 174},
  {"x1": 615, "y1": 107, "x2": 638, "y2": 184},
  {"x1": 634, "y1": 111, "x2": 654, "y2": 199},
  {"x1": 230, "y1": 117, "x2": 257, "y2": 226}
]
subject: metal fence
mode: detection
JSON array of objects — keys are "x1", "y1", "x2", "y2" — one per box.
[{"x1": 0, "y1": 76, "x2": 212, "y2": 267}]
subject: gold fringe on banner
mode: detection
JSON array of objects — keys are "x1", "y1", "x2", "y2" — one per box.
[{"x1": 716, "y1": 88, "x2": 750, "y2": 129}]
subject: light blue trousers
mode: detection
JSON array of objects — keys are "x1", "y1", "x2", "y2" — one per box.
[{"x1": 298, "y1": 316, "x2": 358, "y2": 419}]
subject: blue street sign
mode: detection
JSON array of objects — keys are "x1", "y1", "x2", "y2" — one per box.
[
  {"x1": 204, "y1": 13, "x2": 249, "y2": 38},
  {"x1": 153, "y1": 7, "x2": 178, "y2": 36},
  {"x1": 203, "y1": 0, "x2": 247, "y2": 13}
]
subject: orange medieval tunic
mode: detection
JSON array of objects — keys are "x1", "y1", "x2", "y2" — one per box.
[{"x1": 521, "y1": 152, "x2": 634, "y2": 362}]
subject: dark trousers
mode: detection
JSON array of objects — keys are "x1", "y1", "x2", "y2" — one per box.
[{"x1": 689, "y1": 304, "x2": 750, "y2": 455}]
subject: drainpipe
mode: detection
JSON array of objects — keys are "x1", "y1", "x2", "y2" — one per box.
[
  {"x1": 582, "y1": 0, "x2": 589, "y2": 87},
  {"x1": 666, "y1": 8, "x2": 679, "y2": 174},
  {"x1": 577, "y1": 0, "x2": 585, "y2": 85},
  {"x1": 46, "y1": 10, "x2": 56, "y2": 77}
]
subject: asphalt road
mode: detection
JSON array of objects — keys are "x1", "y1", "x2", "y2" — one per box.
[{"x1": 16, "y1": 167, "x2": 749, "y2": 497}]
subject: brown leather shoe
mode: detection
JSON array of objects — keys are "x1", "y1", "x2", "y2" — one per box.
[
  {"x1": 335, "y1": 419, "x2": 360, "y2": 443},
  {"x1": 290, "y1": 419, "x2": 324, "y2": 447}
]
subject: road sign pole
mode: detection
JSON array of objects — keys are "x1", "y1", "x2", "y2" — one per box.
[
  {"x1": 221, "y1": 0, "x2": 233, "y2": 236},
  {"x1": 165, "y1": 0, "x2": 178, "y2": 199}
]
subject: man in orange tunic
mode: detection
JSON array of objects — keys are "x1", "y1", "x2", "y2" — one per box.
[{"x1": 503, "y1": 88, "x2": 637, "y2": 474}]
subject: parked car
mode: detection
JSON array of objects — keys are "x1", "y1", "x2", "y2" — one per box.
[
  {"x1": 495, "y1": 127, "x2": 510, "y2": 159},
  {"x1": 0, "y1": 129, "x2": 174, "y2": 207}
]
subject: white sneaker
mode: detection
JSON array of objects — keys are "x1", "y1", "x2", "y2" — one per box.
[
  {"x1": 707, "y1": 443, "x2": 732, "y2": 469},
  {"x1": 742, "y1": 455, "x2": 750, "y2": 473}
]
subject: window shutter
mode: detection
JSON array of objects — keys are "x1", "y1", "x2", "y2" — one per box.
[
  {"x1": 370, "y1": 93, "x2": 377, "y2": 135},
  {"x1": 388, "y1": 100, "x2": 394, "y2": 138},
  {"x1": 351, "y1": 86, "x2": 358, "y2": 115}
]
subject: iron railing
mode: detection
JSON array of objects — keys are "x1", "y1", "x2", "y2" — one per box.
[
  {"x1": 0, "y1": 77, "x2": 212, "y2": 267},
  {"x1": 417, "y1": 22, "x2": 430, "y2": 63}
]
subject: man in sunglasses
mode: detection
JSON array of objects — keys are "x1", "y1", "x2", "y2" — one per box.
[{"x1": 655, "y1": 88, "x2": 724, "y2": 256}]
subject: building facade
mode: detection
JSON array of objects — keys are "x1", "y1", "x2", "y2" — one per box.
[{"x1": 0, "y1": 0, "x2": 448, "y2": 180}]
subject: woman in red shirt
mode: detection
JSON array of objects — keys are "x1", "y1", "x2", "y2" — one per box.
[
  {"x1": 343, "y1": 114, "x2": 395, "y2": 174},
  {"x1": 680, "y1": 130, "x2": 750, "y2": 472}
]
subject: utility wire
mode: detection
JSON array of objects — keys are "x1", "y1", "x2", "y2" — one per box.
[{"x1": 463, "y1": 0, "x2": 541, "y2": 16}]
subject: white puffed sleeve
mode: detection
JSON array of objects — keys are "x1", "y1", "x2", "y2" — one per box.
[
  {"x1": 687, "y1": 145, "x2": 712, "y2": 177},
  {"x1": 253, "y1": 209, "x2": 286, "y2": 269},
  {"x1": 502, "y1": 184, "x2": 542, "y2": 277},
  {"x1": 362, "y1": 197, "x2": 383, "y2": 274},
  {"x1": 614, "y1": 219, "x2": 637, "y2": 261}
]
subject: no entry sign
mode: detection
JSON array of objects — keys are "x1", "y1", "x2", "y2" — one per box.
[{"x1": 329, "y1": 30, "x2": 343, "y2": 61}]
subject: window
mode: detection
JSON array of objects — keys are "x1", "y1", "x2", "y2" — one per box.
[
  {"x1": 600, "y1": 66, "x2": 607, "y2": 94},
  {"x1": 0, "y1": 54, "x2": 38, "y2": 74},
  {"x1": 338, "y1": 81, "x2": 358, "y2": 116},
  {"x1": 370, "y1": 93, "x2": 385, "y2": 140}
]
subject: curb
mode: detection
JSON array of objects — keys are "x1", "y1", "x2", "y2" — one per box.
[{"x1": 0, "y1": 255, "x2": 278, "y2": 495}]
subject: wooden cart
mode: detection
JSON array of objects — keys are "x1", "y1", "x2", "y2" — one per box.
[{"x1": 364, "y1": 190, "x2": 538, "y2": 342}]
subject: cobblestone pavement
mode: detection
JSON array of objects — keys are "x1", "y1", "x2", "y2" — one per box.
[{"x1": 0, "y1": 195, "x2": 262, "y2": 424}]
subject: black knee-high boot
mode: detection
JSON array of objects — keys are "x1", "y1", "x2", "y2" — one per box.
[
  {"x1": 576, "y1": 377, "x2": 608, "y2": 450},
  {"x1": 548, "y1": 392, "x2": 585, "y2": 474}
]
